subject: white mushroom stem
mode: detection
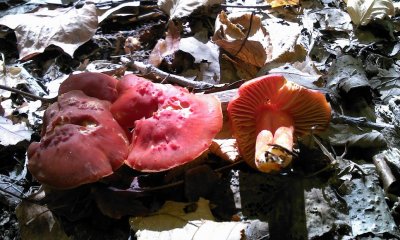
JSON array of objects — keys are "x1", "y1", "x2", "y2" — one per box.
[{"x1": 254, "y1": 109, "x2": 294, "y2": 172}]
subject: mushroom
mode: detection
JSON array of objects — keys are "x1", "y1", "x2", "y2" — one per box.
[
  {"x1": 227, "y1": 74, "x2": 331, "y2": 172},
  {"x1": 59, "y1": 72, "x2": 118, "y2": 102},
  {"x1": 28, "y1": 90, "x2": 129, "y2": 189},
  {"x1": 110, "y1": 74, "x2": 223, "y2": 172}
]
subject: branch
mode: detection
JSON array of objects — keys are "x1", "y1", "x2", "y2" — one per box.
[
  {"x1": 331, "y1": 112, "x2": 394, "y2": 130},
  {"x1": 0, "y1": 85, "x2": 56, "y2": 103},
  {"x1": 131, "y1": 61, "x2": 215, "y2": 90}
]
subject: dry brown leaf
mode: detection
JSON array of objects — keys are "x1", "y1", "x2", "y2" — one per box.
[
  {"x1": 213, "y1": 11, "x2": 272, "y2": 68},
  {"x1": 264, "y1": 18, "x2": 306, "y2": 64},
  {"x1": 266, "y1": 0, "x2": 299, "y2": 8},
  {"x1": 158, "y1": 0, "x2": 224, "y2": 19},
  {"x1": 0, "y1": 4, "x2": 98, "y2": 60},
  {"x1": 209, "y1": 139, "x2": 240, "y2": 163},
  {"x1": 148, "y1": 21, "x2": 180, "y2": 67}
]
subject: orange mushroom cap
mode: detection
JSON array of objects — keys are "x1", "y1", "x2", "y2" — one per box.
[
  {"x1": 28, "y1": 90, "x2": 129, "y2": 189},
  {"x1": 227, "y1": 74, "x2": 331, "y2": 171},
  {"x1": 59, "y1": 72, "x2": 118, "y2": 102}
]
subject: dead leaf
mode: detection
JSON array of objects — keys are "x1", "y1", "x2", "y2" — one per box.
[
  {"x1": 158, "y1": 0, "x2": 224, "y2": 19},
  {"x1": 0, "y1": 4, "x2": 98, "y2": 60},
  {"x1": 213, "y1": 11, "x2": 271, "y2": 68},
  {"x1": 209, "y1": 139, "x2": 240, "y2": 163},
  {"x1": 130, "y1": 198, "x2": 247, "y2": 240},
  {"x1": 346, "y1": 0, "x2": 395, "y2": 26},
  {"x1": 264, "y1": 18, "x2": 306, "y2": 64},
  {"x1": 370, "y1": 66, "x2": 400, "y2": 103},
  {"x1": 149, "y1": 21, "x2": 180, "y2": 67},
  {"x1": 179, "y1": 34, "x2": 221, "y2": 84},
  {"x1": 97, "y1": 2, "x2": 140, "y2": 24},
  {"x1": 16, "y1": 191, "x2": 70, "y2": 240},
  {"x1": 0, "y1": 116, "x2": 32, "y2": 146},
  {"x1": 266, "y1": 0, "x2": 299, "y2": 8}
]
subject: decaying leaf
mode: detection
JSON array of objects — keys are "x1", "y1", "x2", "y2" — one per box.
[
  {"x1": 149, "y1": 21, "x2": 180, "y2": 67},
  {"x1": 263, "y1": 18, "x2": 306, "y2": 65},
  {"x1": 16, "y1": 191, "x2": 69, "y2": 240},
  {"x1": 213, "y1": 11, "x2": 271, "y2": 68},
  {"x1": 130, "y1": 198, "x2": 247, "y2": 240},
  {"x1": 346, "y1": 0, "x2": 395, "y2": 26},
  {"x1": 329, "y1": 124, "x2": 387, "y2": 149},
  {"x1": 209, "y1": 139, "x2": 240, "y2": 163},
  {"x1": 327, "y1": 54, "x2": 371, "y2": 94},
  {"x1": 158, "y1": 0, "x2": 223, "y2": 19},
  {"x1": 342, "y1": 164, "x2": 400, "y2": 237},
  {"x1": 266, "y1": 0, "x2": 299, "y2": 8},
  {"x1": 370, "y1": 65, "x2": 400, "y2": 103},
  {"x1": 0, "y1": 4, "x2": 98, "y2": 60},
  {"x1": 268, "y1": 57, "x2": 324, "y2": 89},
  {"x1": 0, "y1": 116, "x2": 32, "y2": 146},
  {"x1": 179, "y1": 34, "x2": 221, "y2": 84}
]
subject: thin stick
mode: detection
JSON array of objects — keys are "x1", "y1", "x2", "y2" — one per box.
[
  {"x1": 132, "y1": 61, "x2": 215, "y2": 89},
  {"x1": 0, "y1": 85, "x2": 56, "y2": 103},
  {"x1": 234, "y1": 11, "x2": 255, "y2": 57}
]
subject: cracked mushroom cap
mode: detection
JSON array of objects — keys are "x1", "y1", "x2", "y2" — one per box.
[
  {"x1": 28, "y1": 90, "x2": 129, "y2": 189},
  {"x1": 111, "y1": 74, "x2": 223, "y2": 172},
  {"x1": 227, "y1": 74, "x2": 331, "y2": 169},
  {"x1": 59, "y1": 72, "x2": 118, "y2": 102}
]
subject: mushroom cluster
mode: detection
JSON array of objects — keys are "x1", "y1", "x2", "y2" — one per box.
[
  {"x1": 28, "y1": 73, "x2": 222, "y2": 189},
  {"x1": 228, "y1": 74, "x2": 331, "y2": 173}
]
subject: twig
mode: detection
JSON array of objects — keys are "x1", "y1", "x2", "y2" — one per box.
[
  {"x1": 331, "y1": 112, "x2": 394, "y2": 130},
  {"x1": 132, "y1": 61, "x2": 215, "y2": 90},
  {"x1": 234, "y1": 11, "x2": 255, "y2": 57},
  {"x1": 0, "y1": 85, "x2": 56, "y2": 103}
]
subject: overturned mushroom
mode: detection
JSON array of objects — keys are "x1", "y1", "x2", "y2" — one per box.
[
  {"x1": 227, "y1": 74, "x2": 331, "y2": 173},
  {"x1": 28, "y1": 90, "x2": 129, "y2": 189},
  {"x1": 59, "y1": 72, "x2": 118, "y2": 102},
  {"x1": 111, "y1": 74, "x2": 223, "y2": 172}
]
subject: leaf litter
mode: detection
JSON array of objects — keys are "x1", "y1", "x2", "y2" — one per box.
[{"x1": 0, "y1": 0, "x2": 400, "y2": 239}]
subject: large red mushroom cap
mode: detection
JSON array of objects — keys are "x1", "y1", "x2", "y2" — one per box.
[
  {"x1": 110, "y1": 74, "x2": 223, "y2": 172},
  {"x1": 110, "y1": 74, "x2": 161, "y2": 131},
  {"x1": 59, "y1": 72, "x2": 118, "y2": 102},
  {"x1": 227, "y1": 74, "x2": 331, "y2": 172},
  {"x1": 28, "y1": 90, "x2": 129, "y2": 189}
]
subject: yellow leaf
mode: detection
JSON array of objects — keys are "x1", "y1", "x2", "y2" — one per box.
[{"x1": 266, "y1": 0, "x2": 299, "y2": 8}]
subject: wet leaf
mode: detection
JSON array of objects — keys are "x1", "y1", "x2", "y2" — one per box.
[
  {"x1": 158, "y1": 0, "x2": 223, "y2": 19},
  {"x1": 0, "y1": 117, "x2": 32, "y2": 146},
  {"x1": 0, "y1": 4, "x2": 98, "y2": 60},
  {"x1": 346, "y1": 0, "x2": 395, "y2": 26}
]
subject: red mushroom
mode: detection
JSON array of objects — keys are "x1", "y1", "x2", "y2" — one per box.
[
  {"x1": 27, "y1": 90, "x2": 129, "y2": 189},
  {"x1": 227, "y1": 74, "x2": 331, "y2": 173},
  {"x1": 59, "y1": 72, "x2": 118, "y2": 102},
  {"x1": 110, "y1": 74, "x2": 161, "y2": 132},
  {"x1": 111, "y1": 74, "x2": 223, "y2": 172}
]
